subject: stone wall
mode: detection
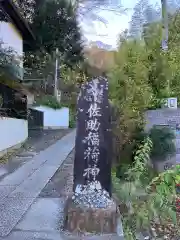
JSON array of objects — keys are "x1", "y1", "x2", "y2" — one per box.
[
  {"x1": 145, "y1": 108, "x2": 180, "y2": 172},
  {"x1": 145, "y1": 108, "x2": 180, "y2": 131}
]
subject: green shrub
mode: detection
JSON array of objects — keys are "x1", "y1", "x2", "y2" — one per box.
[
  {"x1": 109, "y1": 40, "x2": 153, "y2": 168},
  {"x1": 112, "y1": 137, "x2": 178, "y2": 239},
  {"x1": 116, "y1": 164, "x2": 130, "y2": 181},
  {"x1": 149, "y1": 126, "x2": 176, "y2": 161},
  {"x1": 35, "y1": 95, "x2": 62, "y2": 109},
  {"x1": 115, "y1": 128, "x2": 147, "y2": 180},
  {"x1": 69, "y1": 109, "x2": 76, "y2": 128}
]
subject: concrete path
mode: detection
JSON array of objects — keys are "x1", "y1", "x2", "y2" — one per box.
[
  {"x1": 0, "y1": 129, "x2": 70, "y2": 180},
  {"x1": 0, "y1": 129, "x2": 76, "y2": 238}
]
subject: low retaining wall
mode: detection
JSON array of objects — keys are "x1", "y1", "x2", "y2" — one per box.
[
  {"x1": 31, "y1": 106, "x2": 69, "y2": 129},
  {"x1": 145, "y1": 108, "x2": 180, "y2": 131},
  {"x1": 0, "y1": 117, "x2": 28, "y2": 157}
]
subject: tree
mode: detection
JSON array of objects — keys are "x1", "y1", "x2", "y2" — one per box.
[
  {"x1": 84, "y1": 44, "x2": 115, "y2": 73},
  {"x1": 119, "y1": 29, "x2": 128, "y2": 43},
  {"x1": 142, "y1": 11, "x2": 180, "y2": 102},
  {"x1": 79, "y1": 0, "x2": 127, "y2": 14},
  {"x1": 0, "y1": 42, "x2": 20, "y2": 80},
  {"x1": 129, "y1": 0, "x2": 160, "y2": 39},
  {"x1": 11, "y1": 0, "x2": 38, "y2": 23},
  {"x1": 77, "y1": 0, "x2": 127, "y2": 27},
  {"x1": 110, "y1": 9, "x2": 180, "y2": 167},
  {"x1": 140, "y1": 18, "x2": 171, "y2": 104},
  {"x1": 167, "y1": 0, "x2": 180, "y2": 13},
  {"x1": 109, "y1": 39, "x2": 153, "y2": 164},
  {"x1": 25, "y1": 0, "x2": 84, "y2": 69},
  {"x1": 110, "y1": 10, "x2": 180, "y2": 237}
]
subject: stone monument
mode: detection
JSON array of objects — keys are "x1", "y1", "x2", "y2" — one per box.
[{"x1": 64, "y1": 76, "x2": 118, "y2": 233}]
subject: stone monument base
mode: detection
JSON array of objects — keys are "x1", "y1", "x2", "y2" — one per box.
[{"x1": 64, "y1": 197, "x2": 118, "y2": 234}]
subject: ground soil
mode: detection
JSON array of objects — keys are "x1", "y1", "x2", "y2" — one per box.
[
  {"x1": 39, "y1": 149, "x2": 74, "y2": 198},
  {"x1": 22, "y1": 129, "x2": 72, "y2": 153}
]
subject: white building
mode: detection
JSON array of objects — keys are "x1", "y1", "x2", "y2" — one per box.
[{"x1": 0, "y1": 0, "x2": 35, "y2": 157}]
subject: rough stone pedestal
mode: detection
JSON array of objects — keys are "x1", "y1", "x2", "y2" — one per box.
[{"x1": 64, "y1": 197, "x2": 118, "y2": 234}]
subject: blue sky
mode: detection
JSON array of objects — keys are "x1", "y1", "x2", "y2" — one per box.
[{"x1": 82, "y1": 0, "x2": 160, "y2": 48}]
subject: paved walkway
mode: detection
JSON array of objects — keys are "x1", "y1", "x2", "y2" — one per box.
[
  {"x1": 0, "y1": 129, "x2": 124, "y2": 240},
  {"x1": 0, "y1": 129, "x2": 71, "y2": 180},
  {"x1": 0, "y1": 129, "x2": 76, "y2": 238}
]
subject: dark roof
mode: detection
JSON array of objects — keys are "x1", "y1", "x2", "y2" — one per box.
[{"x1": 0, "y1": 0, "x2": 35, "y2": 43}]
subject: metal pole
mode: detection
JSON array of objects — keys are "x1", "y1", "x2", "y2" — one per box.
[
  {"x1": 161, "y1": 0, "x2": 170, "y2": 94},
  {"x1": 54, "y1": 48, "x2": 59, "y2": 98},
  {"x1": 161, "y1": 0, "x2": 168, "y2": 51}
]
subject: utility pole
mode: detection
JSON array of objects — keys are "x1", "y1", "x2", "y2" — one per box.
[
  {"x1": 161, "y1": 0, "x2": 170, "y2": 94},
  {"x1": 161, "y1": 0, "x2": 168, "y2": 51},
  {"x1": 54, "y1": 48, "x2": 59, "y2": 99}
]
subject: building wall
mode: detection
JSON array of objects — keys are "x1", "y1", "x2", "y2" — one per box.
[
  {"x1": 32, "y1": 106, "x2": 69, "y2": 129},
  {"x1": 0, "y1": 117, "x2": 28, "y2": 155},
  {"x1": 0, "y1": 21, "x2": 23, "y2": 79}
]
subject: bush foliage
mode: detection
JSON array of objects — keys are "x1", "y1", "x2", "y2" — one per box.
[
  {"x1": 109, "y1": 11, "x2": 180, "y2": 167},
  {"x1": 113, "y1": 137, "x2": 179, "y2": 239},
  {"x1": 110, "y1": 10, "x2": 180, "y2": 239},
  {"x1": 149, "y1": 126, "x2": 176, "y2": 161}
]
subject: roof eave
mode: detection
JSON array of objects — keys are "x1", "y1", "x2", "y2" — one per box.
[{"x1": 0, "y1": 0, "x2": 35, "y2": 42}]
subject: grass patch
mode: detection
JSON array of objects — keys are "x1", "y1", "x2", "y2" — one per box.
[{"x1": 0, "y1": 148, "x2": 19, "y2": 164}]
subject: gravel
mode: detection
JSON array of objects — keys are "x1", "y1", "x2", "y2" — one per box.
[
  {"x1": 39, "y1": 150, "x2": 125, "y2": 239},
  {"x1": 39, "y1": 149, "x2": 74, "y2": 198}
]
